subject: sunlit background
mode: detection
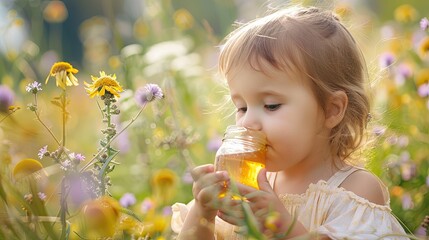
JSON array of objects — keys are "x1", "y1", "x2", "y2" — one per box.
[{"x1": 0, "y1": 0, "x2": 428, "y2": 239}]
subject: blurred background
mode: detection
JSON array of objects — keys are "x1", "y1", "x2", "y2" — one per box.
[{"x1": 0, "y1": 0, "x2": 428, "y2": 238}]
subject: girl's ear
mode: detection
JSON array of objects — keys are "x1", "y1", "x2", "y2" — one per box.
[{"x1": 325, "y1": 91, "x2": 348, "y2": 129}]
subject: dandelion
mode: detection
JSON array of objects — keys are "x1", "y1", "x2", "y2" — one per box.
[
  {"x1": 45, "y1": 62, "x2": 79, "y2": 90},
  {"x1": 84, "y1": 71, "x2": 123, "y2": 98},
  {"x1": 420, "y1": 17, "x2": 429, "y2": 31},
  {"x1": 134, "y1": 83, "x2": 164, "y2": 106},
  {"x1": 394, "y1": 4, "x2": 417, "y2": 23},
  {"x1": 0, "y1": 85, "x2": 15, "y2": 113},
  {"x1": 119, "y1": 192, "x2": 137, "y2": 207},
  {"x1": 38, "y1": 145, "x2": 48, "y2": 159},
  {"x1": 25, "y1": 81, "x2": 42, "y2": 94}
]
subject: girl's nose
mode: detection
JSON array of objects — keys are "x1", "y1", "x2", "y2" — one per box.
[{"x1": 240, "y1": 111, "x2": 262, "y2": 131}]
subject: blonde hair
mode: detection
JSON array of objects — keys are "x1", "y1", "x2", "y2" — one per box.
[{"x1": 219, "y1": 6, "x2": 370, "y2": 161}]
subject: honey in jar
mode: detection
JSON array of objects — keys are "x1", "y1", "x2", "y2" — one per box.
[{"x1": 214, "y1": 125, "x2": 267, "y2": 190}]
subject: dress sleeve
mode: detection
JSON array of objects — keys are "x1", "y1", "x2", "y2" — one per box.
[
  {"x1": 171, "y1": 200, "x2": 195, "y2": 234},
  {"x1": 312, "y1": 189, "x2": 410, "y2": 240}
]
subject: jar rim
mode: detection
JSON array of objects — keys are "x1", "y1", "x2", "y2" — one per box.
[{"x1": 223, "y1": 125, "x2": 267, "y2": 145}]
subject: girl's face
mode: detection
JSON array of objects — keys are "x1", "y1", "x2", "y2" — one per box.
[{"x1": 227, "y1": 63, "x2": 330, "y2": 172}]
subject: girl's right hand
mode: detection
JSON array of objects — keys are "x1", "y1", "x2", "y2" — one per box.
[{"x1": 191, "y1": 164, "x2": 230, "y2": 220}]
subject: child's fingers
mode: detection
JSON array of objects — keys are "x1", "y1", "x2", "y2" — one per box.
[
  {"x1": 193, "y1": 171, "x2": 229, "y2": 195},
  {"x1": 190, "y1": 164, "x2": 214, "y2": 181},
  {"x1": 217, "y1": 210, "x2": 244, "y2": 226}
]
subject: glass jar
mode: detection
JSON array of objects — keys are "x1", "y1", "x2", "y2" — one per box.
[{"x1": 214, "y1": 125, "x2": 267, "y2": 189}]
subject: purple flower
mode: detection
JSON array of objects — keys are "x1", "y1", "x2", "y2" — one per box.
[
  {"x1": 420, "y1": 17, "x2": 429, "y2": 31},
  {"x1": 38, "y1": 145, "x2": 48, "y2": 159},
  {"x1": 394, "y1": 64, "x2": 412, "y2": 86},
  {"x1": 119, "y1": 192, "x2": 136, "y2": 207},
  {"x1": 379, "y1": 52, "x2": 395, "y2": 68},
  {"x1": 140, "y1": 198, "x2": 154, "y2": 213},
  {"x1": 182, "y1": 170, "x2": 193, "y2": 184},
  {"x1": 69, "y1": 152, "x2": 85, "y2": 163},
  {"x1": 372, "y1": 125, "x2": 386, "y2": 136},
  {"x1": 38, "y1": 192, "x2": 47, "y2": 201},
  {"x1": 134, "y1": 83, "x2": 164, "y2": 107},
  {"x1": 418, "y1": 83, "x2": 429, "y2": 97},
  {"x1": 401, "y1": 193, "x2": 414, "y2": 210},
  {"x1": 0, "y1": 85, "x2": 14, "y2": 112},
  {"x1": 207, "y1": 135, "x2": 222, "y2": 152},
  {"x1": 426, "y1": 175, "x2": 429, "y2": 186},
  {"x1": 25, "y1": 81, "x2": 42, "y2": 94},
  {"x1": 162, "y1": 206, "x2": 172, "y2": 216}
]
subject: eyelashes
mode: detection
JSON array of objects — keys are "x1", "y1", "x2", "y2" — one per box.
[{"x1": 236, "y1": 104, "x2": 281, "y2": 112}]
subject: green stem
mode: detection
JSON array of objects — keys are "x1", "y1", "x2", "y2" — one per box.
[
  {"x1": 33, "y1": 94, "x2": 61, "y2": 146},
  {"x1": 80, "y1": 103, "x2": 147, "y2": 172},
  {"x1": 100, "y1": 100, "x2": 112, "y2": 196},
  {"x1": 62, "y1": 90, "x2": 66, "y2": 147}
]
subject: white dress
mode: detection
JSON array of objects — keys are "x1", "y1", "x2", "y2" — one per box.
[{"x1": 171, "y1": 167, "x2": 410, "y2": 239}]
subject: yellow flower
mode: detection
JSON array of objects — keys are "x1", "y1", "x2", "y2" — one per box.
[
  {"x1": 84, "y1": 71, "x2": 123, "y2": 98},
  {"x1": 43, "y1": 0, "x2": 68, "y2": 23},
  {"x1": 394, "y1": 4, "x2": 417, "y2": 23},
  {"x1": 12, "y1": 158, "x2": 44, "y2": 180},
  {"x1": 173, "y1": 8, "x2": 194, "y2": 30},
  {"x1": 82, "y1": 196, "x2": 121, "y2": 237},
  {"x1": 419, "y1": 36, "x2": 429, "y2": 57},
  {"x1": 416, "y1": 69, "x2": 429, "y2": 86},
  {"x1": 45, "y1": 62, "x2": 79, "y2": 90},
  {"x1": 152, "y1": 168, "x2": 177, "y2": 205}
]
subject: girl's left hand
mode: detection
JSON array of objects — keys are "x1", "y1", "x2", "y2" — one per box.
[{"x1": 217, "y1": 168, "x2": 291, "y2": 235}]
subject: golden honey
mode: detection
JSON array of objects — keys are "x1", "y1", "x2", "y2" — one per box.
[{"x1": 214, "y1": 125, "x2": 267, "y2": 193}]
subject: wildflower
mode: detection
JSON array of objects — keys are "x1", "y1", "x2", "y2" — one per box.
[
  {"x1": 25, "y1": 81, "x2": 42, "y2": 94},
  {"x1": 24, "y1": 193, "x2": 33, "y2": 203},
  {"x1": 372, "y1": 125, "x2": 386, "y2": 136},
  {"x1": 43, "y1": 0, "x2": 68, "y2": 23},
  {"x1": 264, "y1": 211, "x2": 282, "y2": 233},
  {"x1": 416, "y1": 69, "x2": 429, "y2": 86},
  {"x1": 0, "y1": 85, "x2": 15, "y2": 112},
  {"x1": 379, "y1": 52, "x2": 395, "y2": 68},
  {"x1": 421, "y1": 17, "x2": 429, "y2": 31},
  {"x1": 45, "y1": 62, "x2": 79, "y2": 90},
  {"x1": 207, "y1": 135, "x2": 222, "y2": 152},
  {"x1": 85, "y1": 71, "x2": 123, "y2": 98},
  {"x1": 394, "y1": 63, "x2": 412, "y2": 86},
  {"x1": 38, "y1": 192, "x2": 47, "y2": 201},
  {"x1": 419, "y1": 36, "x2": 429, "y2": 57},
  {"x1": 134, "y1": 83, "x2": 164, "y2": 106},
  {"x1": 418, "y1": 83, "x2": 429, "y2": 97},
  {"x1": 152, "y1": 168, "x2": 177, "y2": 205},
  {"x1": 69, "y1": 152, "x2": 85, "y2": 164},
  {"x1": 12, "y1": 158, "x2": 44, "y2": 180},
  {"x1": 394, "y1": 4, "x2": 417, "y2": 23},
  {"x1": 82, "y1": 196, "x2": 121, "y2": 237},
  {"x1": 60, "y1": 159, "x2": 72, "y2": 171},
  {"x1": 140, "y1": 198, "x2": 154, "y2": 214},
  {"x1": 401, "y1": 193, "x2": 414, "y2": 210},
  {"x1": 38, "y1": 145, "x2": 48, "y2": 159},
  {"x1": 119, "y1": 192, "x2": 137, "y2": 207},
  {"x1": 173, "y1": 8, "x2": 194, "y2": 30}
]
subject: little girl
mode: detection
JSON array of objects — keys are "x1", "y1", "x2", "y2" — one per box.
[{"x1": 171, "y1": 5, "x2": 410, "y2": 240}]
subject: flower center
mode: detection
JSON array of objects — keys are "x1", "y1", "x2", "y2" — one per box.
[{"x1": 51, "y1": 62, "x2": 72, "y2": 74}]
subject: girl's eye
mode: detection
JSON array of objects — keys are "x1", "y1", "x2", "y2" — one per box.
[
  {"x1": 237, "y1": 107, "x2": 247, "y2": 113},
  {"x1": 265, "y1": 104, "x2": 281, "y2": 111}
]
